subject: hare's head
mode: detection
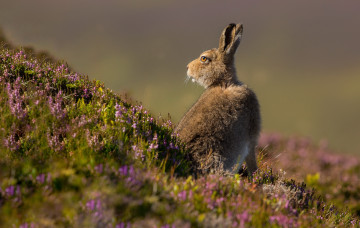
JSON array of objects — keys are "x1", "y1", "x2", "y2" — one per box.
[{"x1": 187, "y1": 23, "x2": 243, "y2": 88}]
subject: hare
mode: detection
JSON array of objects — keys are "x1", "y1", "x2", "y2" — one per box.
[{"x1": 175, "y1": 23, "x2": 261, "y2": 176}]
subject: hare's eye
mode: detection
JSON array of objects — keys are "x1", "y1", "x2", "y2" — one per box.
[{"x1": 200, "y1": 56, "x2": 208, "y2": 62}]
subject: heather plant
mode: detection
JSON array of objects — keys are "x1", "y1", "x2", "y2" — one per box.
[
  {"x1": 259, "y1": 133, "x2": 360, "y2": 217},
  {"x1": 0, "y1": 47, "x2": 359, "y2": 227}
]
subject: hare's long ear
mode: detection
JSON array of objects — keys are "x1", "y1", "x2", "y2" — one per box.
[{"x1": 218, "y1": 23, "x2": 243, "y2": 57}]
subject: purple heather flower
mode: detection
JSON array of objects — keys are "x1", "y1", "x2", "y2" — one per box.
[
  {"x1": 83, "y1": 88, "x2": 90, "y2": 98},
  {"x1": 216, "y1": 197, "x2": 225, "y2": 206},
  {"x1": 5, "y1": 185, "x2": 15, "y2": 197},
  {"x1": 258, "y1": 133, "x2": 282, "y2": 148},
  {"x1": 178, "y1": 190, "x2": 187, "y2": 201},
  {"x1": 115, "y1": 103, "x2": 123, "y2": 119},
  {"x1": 148, "y1": 142, "x2": 158, "y2": 150},
  {"x1": 85, "y1": 130, "x2": 102, "y2": 150},
  {"x1": 77, "y1": 115, "x2": 88, "y2": 127},
  {"x1": 131, "y1": 145, "x2": 144, "y2": 160},
  {"x1": 236, "y1": 211, "x2": 251, "y2": 228},
  {"x1": 47, "y1": 131, "x2": 64, "y2": 152},
  {"x1": 95, "y1": 164, "x2": 103, "y2": 174},
  {"x1": 269, "y1": 214, "x2": 295, "y2": 227},
  {"x1": 128, "y1": 165, "x2": 135, "y2": 176},
  {"x1": 48, "y1": 90, "x2": 66, "y2": 119},
  {"x1": 19, "y1": 223, "x2": 36, "y2": 228},
  {"x1": 86, "y1": 199, "x2": 96, "y2": 211},
  {"x1": 36, "y1": 174, "x2": 46, "y2": 184},
  {"x1": 86, "y1": 199, "x2": 103, "y2": 218},
  {"x1": 6, "y1": 77, "x2": 27, "y2": 119},
  {"x1": 46, "y1": 173, "x2": 52, "y2": 183},
  {"x1": 119, "y1": 165, "x2": 128, "y2": 176},
  {"x1": 4, "y1": 133, "x2": 20, "y2": 151},
  {"x1": 153, "y1": 133, "x2": 158, "y2": 142},
  {"x1": 161, "y1": 225, "x2": 175, "y2": 228},
  {"x1": 3, "y1": 68, "x2": 9, "y2": 77},
  {"x1": 116, "y1": 222, "x2": 131, "y2": 228}
]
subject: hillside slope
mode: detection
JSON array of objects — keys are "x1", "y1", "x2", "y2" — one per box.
[{"x1": 0, "y1": 47, "x2": 359, "y2": 227}]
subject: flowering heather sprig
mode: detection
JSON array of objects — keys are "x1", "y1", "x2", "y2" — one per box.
[
  {"x1": 4, "y1": 133, "x2": 20, "y2": 151},
  {"x1": 48, "y1": 90, "x2": 67, "y2": 119},
  {"x1": 236, "y1": 211, "x2": 251, "y2": 228},
  {"x1": 131, "y1": 144, "x2": 144, "y2": 161},
  {"x1": 65, "y1": 73, "x2": 80, "y2": 83},
  {"x1": 4, "y1": 185, "x2": 21, "y2": 203},
  {"x1": 85, "y1": 129, "x2": 103, "y2": 150},
  {"x1": 94, "y1": 164, "x2": 103, "y2": 174},
  {"x1": 115, "y1": 102, "x2": 127, "y2": 121},
  {"x1": 115, "y1": 223, "x2": 131, "y2": 228},
  {"x1": 269, "y1": 214, "x2": 297, "y2": 227},
  {"x1": 55, "y1": 64, "x2": 69, "y2": 76},
  {"x1": 5, "y1": 185, "x2": 15, "y2": 197},
  {"x1": 36, "y1": 173, "x2": 46, "y2": 184},
  {"x1": 148, "y1": 133, "x2": 159, "y2": 152},
  {"x1": 85, "y1": 199, "x2": 104, "y2": 218},
  {"x1": 6, "y1": 77, "x2": 27, "y2": 119},
  {"x1": 118, "y1": 165, "x2": 129, "y2": 176},
  {"x1": 47, "y1": 131, "x2": 64, "y2": 152},
  {"x1": 19, "y1": 223, "x2": 36, "y2": 228}
]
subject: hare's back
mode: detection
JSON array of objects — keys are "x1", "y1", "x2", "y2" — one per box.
[{"x1": 177, "y1": 85, "x2": 258, "y2": 143}]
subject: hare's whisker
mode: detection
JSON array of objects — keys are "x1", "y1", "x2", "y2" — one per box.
[{"x1": 184, "y1": 76, "x2": 190, "y2": 84}]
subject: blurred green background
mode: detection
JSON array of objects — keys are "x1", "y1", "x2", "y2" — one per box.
[{"x1": 1, "y1": 0, "x2": 359, "y2": 154}]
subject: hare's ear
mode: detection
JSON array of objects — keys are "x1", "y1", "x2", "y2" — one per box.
[{"x1": 218, "y1": 23, "x2": 243, "y2": 56}]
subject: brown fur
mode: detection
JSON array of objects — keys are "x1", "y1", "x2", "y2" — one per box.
[{"x1": 175, "y1": 23, "x2": 261, "y2": 175}]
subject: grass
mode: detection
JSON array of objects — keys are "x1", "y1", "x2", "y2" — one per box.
[{"x1": 0, "y1": 46, "x2": 359, "y2": 227}]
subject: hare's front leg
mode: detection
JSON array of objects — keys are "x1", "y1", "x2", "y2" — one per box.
[{"x1": 245, "y1": 143, "x2": 258, "y2": 175}]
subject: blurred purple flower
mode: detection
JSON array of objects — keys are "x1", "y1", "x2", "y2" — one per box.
[
  {"x1": 47, "y1": 131, "x2": 64, "y2": 152},
  {"x1": 161, "y1": 225, "x2": 176, "y2": 228},
  {"x1": 4, "y1": 133, "x2": 20, "y2": 151},
  {"x1": 86, "y1": 199, "x2": 96, "y2": 211},
  {"x1": 269, "y1": 214, "x2": 295, "y2": 227},
  {"x1": 85, "y1": 199, "x2": 103, "y2": 218},
  {"x1": 132, "y1": 145, "x2": 144, "y2": 161},
  {"x1": 258, "y1": 133, "x2": 282, "y2": 148},
  {"x1": 48, "y1": 90, "x2": 66, "y2": 119},
  {"x1": 177, "y1": 190, "x2": 187, "y2": 201},
  {"x1": 116, "y1": 222, "x2": 131, "y2": 228},
  {"x1": 6, "y1": 77, "x2": 27, "y2": 119},
  {"x1": 36, "y1": 174, "x2": 46, "y2": 184},
  {"x1": 119, "y1": 165, "x2": 128, "y2": 176},
  {"x1": 236, "y1": 211, "x2": 251, "y2": 228},
  {"x1": 19, "y1": 223, "x2": 36, "y2": 228},
  {"x1": 148, "y1": 142, "x2": 158, "y2": 151},
  {"x1": 95, "y1": 164, "x2": 103, "y2": 174},
  {"x1": 115, "y1": 103, "x2": 127, "y2": 119},
  {"x1": 85, "y1": 130, "x2": 102, "y2": 150},
  {"x1": 5, "y1": 185, "x2": 15, "y2": 197}
]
